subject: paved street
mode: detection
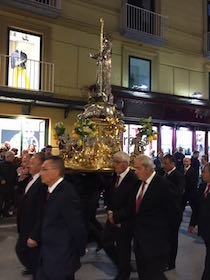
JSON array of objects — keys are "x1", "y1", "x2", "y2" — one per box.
[{"x1": 0, "y1": 208, "x2": 205, "y2": 280}]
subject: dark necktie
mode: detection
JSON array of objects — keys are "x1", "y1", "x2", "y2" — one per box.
[
  {"x1": 204, "y1": 184, "x2": 210, "y2": 198},
  {"x1": 136, "y1": 182, "x2": 146, "y2": 213},
  {"x1": 46, "y1": 190, "x2": 51, "y2": 200},
  {"x1": 115, "y1": 175, "x2": 120, "y2": 188}
]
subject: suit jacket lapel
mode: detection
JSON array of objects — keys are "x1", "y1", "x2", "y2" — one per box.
[{"x1": 137, "y1": 175, "x2": 157, "y2": 210}]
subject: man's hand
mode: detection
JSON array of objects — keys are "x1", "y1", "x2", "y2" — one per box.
[
  {"x1": 27, "y1": 238, "x2": 38, "y2": 248},
  {"x1": 108, "y1": 212, "x2": 121, "y2": 228},
  {"x1": 108, "y1": 212, "x2": 115, "y2": 224},
  {"x1": 188, "y1": 226, "x2": 195, "y2": 234}
]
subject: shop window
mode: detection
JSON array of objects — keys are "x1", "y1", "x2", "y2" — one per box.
[
  {"x1": 161, "y1": 126, "x2": 173, "y2": 154},
  {"x1": 129, "y1": 56, "x2": 151, "y2": 91},
  {"x1": 123, "y1": 124, "x2": 157, "y2": 156},
  {"x1": 176, "y1": 127, "x2": 192, "y2": 155},
  {"x1": 8, "y1": 29, "x2": 42, "y2": 91},
  {"x1": 0, "y1": 117, "x2": 47, "y2": 154},
  {"x1": 196, "y1": 131, "x2": 205, "y2": 156}
]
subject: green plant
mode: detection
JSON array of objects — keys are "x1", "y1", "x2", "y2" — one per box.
[{"x1": 54, "y1": 122, "x2": 66, "y2": 137}]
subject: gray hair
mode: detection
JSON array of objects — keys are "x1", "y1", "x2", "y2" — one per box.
[
  {"x1": 113, "y1": 151, "x2": 130, "y2": 164},
  {"x1": 5, "y1": 151, "x2": 15, "y2": 160},
  {"x1": 135, "y1": 154, "x2": 155, "y2": 170}
]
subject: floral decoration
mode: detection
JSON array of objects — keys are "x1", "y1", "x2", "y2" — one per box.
[
  {"x1": 54, "y1": 122, "x2": 66, "y2": 137},
  {"x1": 72, "y1": 118, "x2": 96, "y2": 140}
]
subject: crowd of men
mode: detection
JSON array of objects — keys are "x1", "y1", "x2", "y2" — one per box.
[{"x1": 0, "y1": 143, "x2": 210, "y2": 280}]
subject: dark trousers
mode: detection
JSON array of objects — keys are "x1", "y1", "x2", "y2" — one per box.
[
  {"x1": 36, "y1": 266, "x2": 75, "y2": 280},
  {"x1": 102, "y1": 222, "x2": 132, "y2": 280},
  {"x1": 135, "y1": 244, "x2": 167, "y2": 280},
  {"x1": 202, "y1": 240, "x2": 210, "y2": 280},
  {"x1": 16, "y1": 235, "x2": 39, "y2": 276}
]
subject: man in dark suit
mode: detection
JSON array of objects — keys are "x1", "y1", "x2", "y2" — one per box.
[
  {"x1": 16, "y1": 152, "x2": 47, "y2": 278},
  {"x1": 134, "y1": 155, "x2": 181, "y2": 280},
  {"x1": 162, "y1": 154, "x2": 185, "y2": 271},
  {"x1": 182, "y1": 158, "x2": 198, "y2": 213},
  {"x1": 36, "y1": 156, "x2": 87, "y2": 280},
  {"x1": 189, "y1": 163, "x2": 210, "y2": 280},
  {"x1": 103, "y1": 151, "x2": 139, "y2": 280},
  {"x1": 191, "y1": 150, "x2": 200, "y2": 183}
]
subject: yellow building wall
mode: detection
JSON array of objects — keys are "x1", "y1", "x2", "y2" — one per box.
[{"x1": 0, "y1": 0, "x2": 210, "y2": 145}]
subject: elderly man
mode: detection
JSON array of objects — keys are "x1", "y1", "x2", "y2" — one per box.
[
  {"x1": 103, "y1": 151, "x2": 139, "y2": 280},
  {"x1": 16, "y1": 152, "x2": 47, "y2": 278},
  {"x1": 36, "y1": 156, "x2": 87, "y2": 280},
  {"x1": 189, "y1": 163, "x2": 210, "y2": 280},
  {"x1": 133, "y1": 155, "x2": 181, "y2": 280}
]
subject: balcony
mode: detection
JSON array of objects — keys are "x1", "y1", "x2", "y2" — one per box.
[
  {"x1": 120, "y1": 1, "x2": 168, "y2": 46},
  {"x1": 0, "y1": 0, "x2": 61, "y2": 18},
  {"x1": 204, "y1": 32, "x2": 210, "y2": 58},
  {"x1": 0, "y1": 54, "x2": 54, "y2": 93}
]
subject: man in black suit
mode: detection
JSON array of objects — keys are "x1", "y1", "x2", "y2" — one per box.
[
  {"x1": 103, "y1": 151, "x2": 139, "y2": 280},
  {"x1": 162, "y1": 154, "x2": 185, "y2": 271},
  {"x1": 191, "y1": 150, "x2": 200, "y2": 183},
  {"x1": 16, "y1": 152, "x2": 47, "y2": 279},
  {"x1": 36, "y1": 156, "x2": 87, "y2": 280},
  {"x1": 134, "y1": 155, "x2": 181, "y2": 280},
  {"x1": 182, "y1": 158, "x2": 198, "y2": 212},
  {"x1": 189, "y1": 163, "x2": 210, "y2": 280}
]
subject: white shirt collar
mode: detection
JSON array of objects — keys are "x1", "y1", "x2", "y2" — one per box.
[
  {"x1": 185, "y1": 165, "x2": 191, "y2": 171},
  {"x1": 48, "y1": 177, "x2": 64, "y2": 193},
  {"x1": 145, "y1": 171, "x2": 156, "y2": 185},
  {"x1": 167, "y1": 166, "x2": 176, "y2": 175},
  {"x1": 25, "y1": 173, "x2": 40, "y2": 194}
]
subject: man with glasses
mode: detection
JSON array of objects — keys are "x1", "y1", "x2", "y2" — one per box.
[{"x1": 36, "y1": 156, "x2": 87, "y2": 280}]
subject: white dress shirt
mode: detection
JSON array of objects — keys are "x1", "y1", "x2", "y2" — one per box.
[
  {"x1": 136, "y1": 171, "x2": 156, "y2": 200},
  {"x1": 117, "y1": 167, "x2": 130, "y2": 186},
  {"x1": 25, "y1": 173, "x2": 40, "y2": 194},
  {"x1": 48, "y1": 177, "x2": 64, "y2": 193}
]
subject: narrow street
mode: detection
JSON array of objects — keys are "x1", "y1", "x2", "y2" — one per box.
[{"x1": 0, "y1": 208, "x2": 205, "y2": 280}]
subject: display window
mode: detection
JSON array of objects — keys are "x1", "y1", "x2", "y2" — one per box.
[
  {"x1": 123, "y1": 124, "x2": 157, "y2": 156},
  {"x1": 0, "y1": 117, "x2": 47, "y2": 153},
  {"x1": 196, "y1": 131, "x2": 205, "y2": 156},
  {"x1": 161, "y1": 126, "x2": 173, "y2": 154},
  {"x1": 176, "y1": 127, "x2": 192, "y2": 155},
  {"x1": 8, "y1": 29, "x2": 42, "y2": 90}
]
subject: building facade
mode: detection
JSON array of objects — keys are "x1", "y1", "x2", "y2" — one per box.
[{"x1": 0, "y1": 0, "x2": 210, "y2": 156}]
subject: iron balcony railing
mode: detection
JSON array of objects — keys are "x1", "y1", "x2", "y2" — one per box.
[
  {"x1": 0, "y1": 54, "x2": 54, "y2": 93},
  {"x1": 0, "y1": 0, "x2": 61, "y2": 18},
  {"x1": 34, "y1": 0, "x2": 61, "y2": 9},
  {"x1": 121, "y1": 2, "x2": 168, "y2": 45}
]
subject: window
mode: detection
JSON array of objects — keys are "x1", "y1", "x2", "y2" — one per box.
[
  {"x1": 176, "y1": 127, "x2": 192, "y2": 155},
  {"x1": 128, "y1": 0, "x2": 155, "y2": 11},
  {"x1": 196, "y1": 131, "x2": 205, "y2": 156},
  {"x1": 161, "y1": 126, "x2": 173, "y2": 154},
  {"x1": 129, "y1": 56, "x2": 151, "y2": 91},
  {"x1": 123, "y1": 124, "x2": 157, "y2": 156},
  {"x1": 0, "y1": 117, "x2": 48, "y2": 154},
  {"x1": 8, "y1": 28, "x2": 42, "y2": 90}
]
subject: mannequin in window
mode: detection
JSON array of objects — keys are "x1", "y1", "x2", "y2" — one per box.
[{"x1": 11, "y1": 50, "x2": 30, "y2": 89}]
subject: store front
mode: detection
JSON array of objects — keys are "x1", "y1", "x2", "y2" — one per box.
[
  {"x1": 112, "y1": 85, "x2": 210, "y2": 158},
  {"x1": 0, "y1": 116, "x2": 48, "y2": 154}
]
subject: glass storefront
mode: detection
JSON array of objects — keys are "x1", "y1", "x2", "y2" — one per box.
[
  {"x1": 176, "y1": 127, "x2": 192, "y2": 156},
  {"x1": 0, "y1": 117, "x2": 48, "y2": 154},
  {"x1": 161, "y1": 126, "x2": 173, "y2": 154}
]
